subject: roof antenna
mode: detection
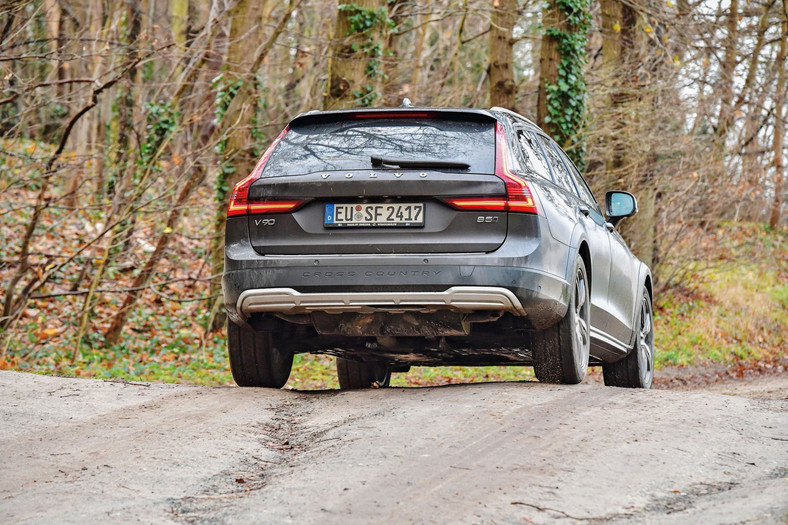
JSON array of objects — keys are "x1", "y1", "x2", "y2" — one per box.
[{"x1": 400, "y1": 98, "x2": 413, "y2": 108}]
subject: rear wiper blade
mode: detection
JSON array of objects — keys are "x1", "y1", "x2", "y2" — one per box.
[{"x1": 370, "y1": 156, "x2": 470, "y2": 170}]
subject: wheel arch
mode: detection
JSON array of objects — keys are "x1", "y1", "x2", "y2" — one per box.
[
  {"x1": 638, "y1": 262, "x2": 653, "y2": 304},
  {"x1": 567, "y1": 223, "x2": 591, "y2": 292},
  {"x1": 577, "y1": 240, "x2": 592, "y2": 292}
]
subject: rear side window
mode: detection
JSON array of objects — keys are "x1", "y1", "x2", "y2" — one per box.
[
  {"x1": 516, "y1": 129, "x2": 553, "y2": 181},
  {"x1": 554, "y1": 147, "x2": 598, "y2": 208},
  {"x1": 537, "y1": 135, "x2": 576, "y2": 195},
  {"x1": 263, "y1": 118, "x2": 496, "y2": 176}
]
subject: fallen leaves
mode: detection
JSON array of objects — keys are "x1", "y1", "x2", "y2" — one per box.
[{"x1": 35, "y1": 327, "x2": 64, "y2": 340}]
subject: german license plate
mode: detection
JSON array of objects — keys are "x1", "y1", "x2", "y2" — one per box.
[{"x1": 324, "y1": 203, "x2": 424, "y2": 227}]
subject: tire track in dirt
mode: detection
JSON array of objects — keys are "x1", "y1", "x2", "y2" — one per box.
[
  {"x1": 1, "y1": 371, "x2": 786, "y2": 524},
  {"x1": 215, "y1": 383, "x2": 787, "y2": 524}
]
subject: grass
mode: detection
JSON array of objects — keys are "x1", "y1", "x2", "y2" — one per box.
[
  {"x1": 653, "y1": 223, "x2": 787, "y2": 369},
  {"x1": 284, "y1": 356, "x2": 537, "y2": 390}
]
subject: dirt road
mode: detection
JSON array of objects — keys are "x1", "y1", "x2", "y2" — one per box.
[{"x1": 1, "y1": 370, "x2": 786, "y2": 524}]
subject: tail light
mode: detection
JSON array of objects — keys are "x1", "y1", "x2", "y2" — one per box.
[
  {"x1": 227, "y1": 127, "x2": 304, "y2": 217},
  {"x1": 442, "y1": 122, "x2": 537, "y2": 214}
]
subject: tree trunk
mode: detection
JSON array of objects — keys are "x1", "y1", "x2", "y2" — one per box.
[
  {"x1": 42, "y1": 0, "x2": 61, "y2": 96},
  {"x1": 598, "y1": 0, "x2": 658, "y2": 268},
  {"x1": 223, "y1": 0, "x2": 264, "y2": 181},
  {"x1": 489, "y1": 0, "x2": 516, "y2": 110},
  {"x1": 170, "y1": 0, "x2": 189, "y2": 77},
  {"x1": 731, "y1": 0, "x2": 776, "y2": 117},
  {"x1": 769, "y1": 17, "x2": 786, "y2": 229},
  {"x1": 207, "y1": 0, "x2": 264, "y2": 330},
  {"x1": 383, "y1": 0, "x2": 407, "y2": 106},
  {"x1": 64, "y1": 0, "x2": 104, "y2": 209},
  {"x1": 208, "y1": 0, "x2": 302, "y2": 330},
  {"x1": 536, "y1": 0, "x2": 561, "y2": 135},
  {"x1": 715, "y1": 0, "x2": 738, "y2": 138},
  {"x1": 600, "y1": 0, "x2": 637, "y2": 177},
  {"x1": 324, "y1": 0, "x2": 391, "y2": 110},
  {"x1": 409, "y1": 2, "x2": 427, "y2": 103},
  {"x1": 600, "y1": 0, "x2": 623, "y2": 74}
]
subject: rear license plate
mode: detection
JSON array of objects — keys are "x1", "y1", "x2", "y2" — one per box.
[{"x1": 324, "y1": 203, "x2": 424, "y2": 228}]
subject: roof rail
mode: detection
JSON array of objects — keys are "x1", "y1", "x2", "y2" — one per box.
[{"x1": 489, "y1": 106, "x2": 541, "y2": 129}]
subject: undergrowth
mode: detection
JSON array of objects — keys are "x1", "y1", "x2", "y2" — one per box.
[
  {"x1": 3, "y1": 144, "x2": 785, "y2": 396},
  {"x1": 654, "y1": 222, "x2": 787, "y2": 369}
]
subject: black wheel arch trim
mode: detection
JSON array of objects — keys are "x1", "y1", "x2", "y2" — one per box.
[{"x1": 567, "y1": 225, "x2": 590, "y2": 286}]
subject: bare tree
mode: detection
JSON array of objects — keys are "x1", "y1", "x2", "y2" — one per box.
[
  {"x1": 769, "y1": 15, "x2": 786, "y2": 228},
  {"x1": 489, "y1": 0, "x2": 517, "y2": 109}
]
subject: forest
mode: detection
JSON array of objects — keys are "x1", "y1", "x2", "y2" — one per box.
[{"x1": 0, "y1": 0, "x2": 785, "y2": 386}]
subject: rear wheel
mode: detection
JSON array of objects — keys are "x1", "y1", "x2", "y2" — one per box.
[
  {"x1": 532, "y1": 257, "x2": 590, "y2": 384},
  {"x1": 603, "y1": 290, "x2": 654, "y2": 389},
  {"x1": 337, "y1": 358, "x2": 391, "y2": 390},
  {"x1": 227, "y1": 320, "x2": 293, "y2": 388}
]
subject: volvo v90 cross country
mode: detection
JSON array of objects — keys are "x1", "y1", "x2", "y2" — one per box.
[{"x1": 222, "y1": 106, "x2": 654, "y2": 390}]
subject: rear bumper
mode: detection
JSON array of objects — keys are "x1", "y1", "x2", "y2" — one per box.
[
  {"x1": 223, "y1": 211, "x2": 572, "y2": 331},
  {"x1": 223, "y1": 261, "x2": 569, "y2": 330}
]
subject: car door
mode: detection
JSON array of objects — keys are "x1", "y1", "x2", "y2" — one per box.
[
  {"x1": 554, "y1": 145, "x2": 638, "y2": 348},
  {"x1": 534, "y1": 134, "x2": 613, "y2": 335},
  {"x1": 605, "y1": 222, "x2": 640, "y2": 347}
]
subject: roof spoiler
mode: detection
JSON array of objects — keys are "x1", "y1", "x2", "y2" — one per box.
[{"x1": 289, "y1": 107, "x2": 497, "y2": 128}]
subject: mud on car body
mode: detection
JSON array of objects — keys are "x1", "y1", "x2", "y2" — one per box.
[{"x1": 222, "y1": 106, "x2": 653, "y2": 389}]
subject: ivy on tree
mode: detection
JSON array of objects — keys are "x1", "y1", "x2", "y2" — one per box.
[
  {"x1": 338, "y1": 3, "x2": 394, "y2": 107},
  {"x1": 543, "y1": 0, "x2": 592, "y2": 168},
  {"x1": 211, "y1": 74, "x2": 243, "y2": 202}
]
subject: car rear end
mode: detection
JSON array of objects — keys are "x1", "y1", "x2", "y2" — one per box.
[{"x1": 222, "y1": 108, "x2": 571, "y2": 365}]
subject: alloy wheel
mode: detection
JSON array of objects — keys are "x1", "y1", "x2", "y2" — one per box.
[
  {"x1": 637, "y1": 295, "x2": 654, "y2": 387},
  {"x1": 573, "y1": 266, "x2": 590, "y2": 370}
]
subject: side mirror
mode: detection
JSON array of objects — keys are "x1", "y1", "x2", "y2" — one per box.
[{"x1": 605, "y1": 191, "x2": 638, "y2": 227}]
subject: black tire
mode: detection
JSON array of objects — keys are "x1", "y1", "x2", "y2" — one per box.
[
  {"x1": 532, "y1": 257, "x2": 590, "y2": 384},
  {"x1": 336, "y1": 358, "x2": 391, "y2": 390},
  {"x1": 603, "y1": 290, "x2": 654, "y2": 389},
  {"x1": 227, "y1": 320, "x2": 293, "y2": 388}
]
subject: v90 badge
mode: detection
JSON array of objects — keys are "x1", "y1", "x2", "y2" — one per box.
[{"x1": 255, "y1": 218, "x2": 276, "y2": 226}]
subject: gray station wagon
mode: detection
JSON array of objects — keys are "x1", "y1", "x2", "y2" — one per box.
[{"x1": 222, "y1": 106, "x2": 654, "y2": 389}]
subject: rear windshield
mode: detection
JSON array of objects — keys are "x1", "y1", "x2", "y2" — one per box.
[{"x1": 262, "y1": 118, "x2": 495, "y2": 176}]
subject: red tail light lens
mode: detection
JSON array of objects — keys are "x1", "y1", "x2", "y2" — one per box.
[
  {"x1": 246, "y1": 200, "x2": 304, "y2": 214},
  {"x1": 441, "y1": 198, "x2": 508, "y2": 211},
  {"x1": 227, "y1": 127, "x2": 300, "y2": 217},
  {"x1": 442, "y1": 122, "x2": 537, "y2": 214}
]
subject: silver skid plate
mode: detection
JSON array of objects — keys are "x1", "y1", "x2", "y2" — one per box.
[{"x1": 237, "y1": 286, "x2": 526, "y2": 317}]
